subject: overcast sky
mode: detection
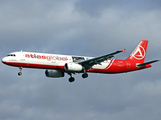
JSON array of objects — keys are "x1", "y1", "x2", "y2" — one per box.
[{"x1": 0, "y1": 0, "x2": 161, "y2": 120}]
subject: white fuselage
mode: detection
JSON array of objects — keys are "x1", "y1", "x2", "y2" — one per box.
[{"x1": 2, "y1": 51, "x2": 112, "y2": 71}]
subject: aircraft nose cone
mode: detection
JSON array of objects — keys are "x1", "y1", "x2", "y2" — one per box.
[{"x1": 2, "y1": 57, "x2": 7, "y2": 63}]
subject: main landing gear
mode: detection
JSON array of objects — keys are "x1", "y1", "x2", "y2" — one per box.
[
  {"x1": 18, "y1": 67, "x2": 23, "y2": 76},
  {"x1": 82, "y1": 69, "x2": 88, "y2": 79},
  {"x1": 82, "y1": 73, "x2": 88, "y2": 78},
  {"x1": 68, "y1": 73, "x2": 75, "y2": 82},
  {"x1": 69, "y1": 76, "x2": 75, "y2": 82},
  {"x1": 68, "y1": 72, "x2": 88, "y2": 83}
]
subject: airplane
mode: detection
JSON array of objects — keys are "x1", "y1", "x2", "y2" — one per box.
[{"x1": 2, "y1": 40, "x2": 159, "y2": 82}]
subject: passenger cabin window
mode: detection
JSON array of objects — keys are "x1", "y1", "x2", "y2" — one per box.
[{"x1": 7, "y1": 54, "x2": 16, "y2": 57}]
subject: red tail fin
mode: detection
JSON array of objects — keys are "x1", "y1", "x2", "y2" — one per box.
[{"x1": 126, "y1": 40, "x2": 148, "y2": 63}]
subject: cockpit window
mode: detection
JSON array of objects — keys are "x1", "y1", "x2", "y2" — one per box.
[{"x1": 7, "y1": 54, "x2": 16, "y2": 57}]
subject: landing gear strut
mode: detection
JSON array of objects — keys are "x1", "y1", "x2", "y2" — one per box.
[{"x1": 18, "y1": 67, "x2": 23, "y2": 76}]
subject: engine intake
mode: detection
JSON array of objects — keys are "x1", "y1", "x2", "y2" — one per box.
[
  {"x1": 45, "y1": 70, "x2": 64, "y2": 78},
  {"x1": 65, "y1": 63, "x2": 83, "y2": 72}
]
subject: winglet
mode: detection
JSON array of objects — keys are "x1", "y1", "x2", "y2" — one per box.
[{"x1": 122, "y1": 49, "x2": 126, "y2": 53}]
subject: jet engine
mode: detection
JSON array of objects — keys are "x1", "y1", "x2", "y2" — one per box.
[
  {"x1": 45, "y1": 70, "x2": 65, "y2": 78},
  {"x1": 65, "y1": 63, "x2": 83, "y2": 72}
]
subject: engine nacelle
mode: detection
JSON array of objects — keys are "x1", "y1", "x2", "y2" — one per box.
[
  {"x1": 65, "y1": 63, "x2": 83, "y2": 72},
  {"x1": 45, "y1": 70, "x2": 64, "y2": 78}
]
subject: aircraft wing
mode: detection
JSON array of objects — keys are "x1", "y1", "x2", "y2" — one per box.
[{"x1": 79, "y1": 50, "x2": 125, "y2": 70}]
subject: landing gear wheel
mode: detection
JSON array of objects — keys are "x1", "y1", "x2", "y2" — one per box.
[
  {"x1": 69, "y1": 77, "x2": 75, "y2": 82},
  {"x1": 18, "y1": 72, "x2": 22, "y2": 76},
  {"x1": 82, "y1": 73, "x2": 88, "y2": 78}
]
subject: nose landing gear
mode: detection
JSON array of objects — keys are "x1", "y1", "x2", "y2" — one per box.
[
  {"x1": 18, "y1": 67, "x2": 23, "y2": 76},
  {"x1": 18, "y1": 72, "x2": 22, "y2": 76}
]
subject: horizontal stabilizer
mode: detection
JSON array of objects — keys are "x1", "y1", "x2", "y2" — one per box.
[{"x1": 137, "y1": 60, "x2": 159, "y2": 67}]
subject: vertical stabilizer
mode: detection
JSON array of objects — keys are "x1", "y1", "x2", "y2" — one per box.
[{"x1": 126, "y1": 40, "x2": 148, "y2": 63}]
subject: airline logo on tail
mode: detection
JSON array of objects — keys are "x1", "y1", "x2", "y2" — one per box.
[{"x1": 132, "y1": 45, "x2": 145, "y2": 60}]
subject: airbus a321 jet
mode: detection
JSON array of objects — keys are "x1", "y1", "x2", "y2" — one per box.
[{"x1": 2, "y1": 40, "x2": 159, "y2": 82}]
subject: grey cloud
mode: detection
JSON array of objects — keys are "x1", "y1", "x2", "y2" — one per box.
[{"x1": 75, "y1": 0, "x2": 161, "y2": 16}]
